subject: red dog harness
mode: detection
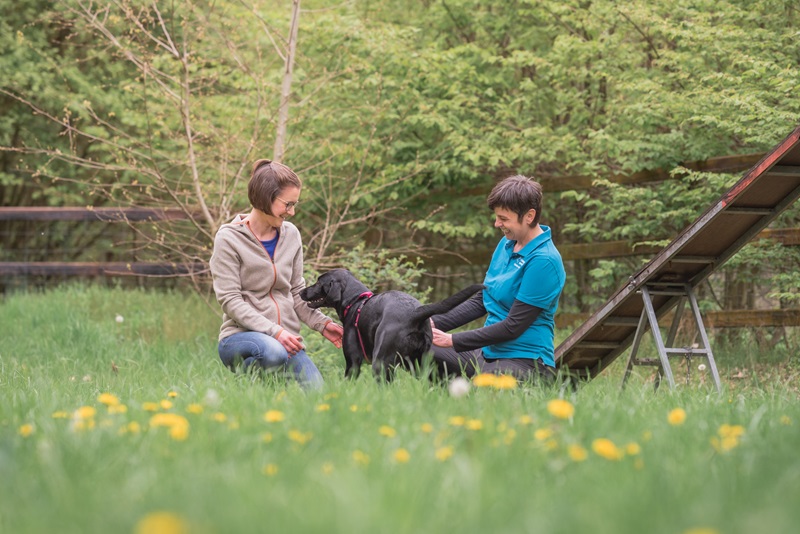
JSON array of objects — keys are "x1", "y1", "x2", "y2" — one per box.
[{"x1": 342, "y1": 291, "x2": 374, "y2": 364}]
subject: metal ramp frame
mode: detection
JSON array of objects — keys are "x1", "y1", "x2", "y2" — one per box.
[
  {"x1": 621, "y1": 284, "x2": 722, "y2": 392},
  {"x1": 555, "y1": 124, "x2": 800, "y2": 387}
]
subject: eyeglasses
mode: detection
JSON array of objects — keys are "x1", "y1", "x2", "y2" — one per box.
[{"x1": 275, "y1": 196, "x2": 300, "y2": 210}]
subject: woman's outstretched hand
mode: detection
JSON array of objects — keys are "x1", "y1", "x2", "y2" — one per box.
[
  {"x1": 322, "y1": 321, "x2": 344, "y2": 349},
  {"x1": 432, "y1": 328, "x2": 453, "y2": 348}
]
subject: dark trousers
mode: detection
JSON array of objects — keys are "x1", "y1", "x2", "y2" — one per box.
[{"x1": 431, "y1": 345, "x2": 556, "y2": 385}]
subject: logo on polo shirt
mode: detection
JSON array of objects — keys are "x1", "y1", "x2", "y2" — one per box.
[{"x1": 513, "y1": 257, "x2": 526, "y2": 269}]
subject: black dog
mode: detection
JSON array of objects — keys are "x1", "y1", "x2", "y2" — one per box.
[{"x1": 301, "y1": 269, "x2": 483, "y2": 381}]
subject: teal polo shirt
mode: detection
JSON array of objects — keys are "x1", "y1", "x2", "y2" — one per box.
[{"x1": 482, "y1": 225, "x2": 566, "y2": 367}]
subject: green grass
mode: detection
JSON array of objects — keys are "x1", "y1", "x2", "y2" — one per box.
[{"x1": 1, "y1": 285, "x2": 799, "y2": 534}]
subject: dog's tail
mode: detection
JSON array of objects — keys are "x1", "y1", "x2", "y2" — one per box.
[{"x1": 410, "y1": 284, "x2": 485, "y2": 325}]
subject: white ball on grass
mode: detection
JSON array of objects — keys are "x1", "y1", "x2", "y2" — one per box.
[{"x1": 448, "y1": 377, "x2": 471, "y2": 398}]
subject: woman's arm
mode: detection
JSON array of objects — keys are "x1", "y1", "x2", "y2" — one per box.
[
  {"x1": 430, "y1": 292, "x2": 487, "y2": 331},
  {"x1": 451, "y1": 299, "x2": 543, "y2": 352}
]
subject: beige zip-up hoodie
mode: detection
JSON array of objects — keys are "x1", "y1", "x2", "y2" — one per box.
[{"x1": 210, "y1": 214, "x2": 332, "y2": 342}]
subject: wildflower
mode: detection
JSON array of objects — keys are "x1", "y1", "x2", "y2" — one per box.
[
  {"x1": 73, "y1": 406, "x2": 96, "y2": 420},
  {"x1": 288, "y1": 429, "x2": 312, "y2": 445},
  {"x1": 134, "y1": 511, "x2": 189, "y2": 534},
  {"x1": 379, "y1": 425, "x2": 397, "y2": 438},
  {"x1": 264, "y1": 410, "x2": 285, "y2": 423},
  {"x1": 315, "y1": 403, "x2": 330, "y2": 412},
  {"x1": 625, "y1": 442, "x2": 641, "y2": 455},
  {"x1": 322, "y1": 462, "x2": 334, "y2": 475},
  {"x1": 448, "y1": 377, "x2": 471, "y2": 397},
  {"x1": 52, "y1": 411, "x2": 69, "y2": 419},
  {"x1": 261, "y1": 432, "x2": 273, "y2": 443},
  {"x1": 160, "y1": 400, "x2": 173, "y2": 410},
  {"x1": 711, "y1": 424, "x2": 745, "y2": 453},
  {"x1": 667, "y1": 408, "x2": 687, "y2": 426},
  {"x1": 212, "y1": 412, "x2": 227, "y2": 423},
  {"x1": 592, "y1": 438, "x2": 624, "y2": 460},
  {"x1": 420, "y1": 423, "x2": 434, "y2": 433},
  {"x1": 186, "y1": 404, "x2": 203, "y2": 415},
  {"x1": 18, "y1": 424, "x2": 34, "y2": 437},
  {"x1": 718, "y1": 424, "x2": 744, "y2": 439},
  {"x1": 567, "y1": 444, "x2": 588, "y2": 462},
  {"x1": 97, "y1": 393, "x2": 120, "y2": 406},
  {"x1": 349, "y1": 405, "x2": 359, "y2": 412},
  {"x1": 683, "y1": 528, "x2": 720, "y2": 534},
  {"x1": 324, "y1": 392, "x2": 339, "y2": 400},
  {"x1": 149, "y1": 413, "x2": 190, "y2": 441},
  {"x1": 262, "y1": 464, "x2": 279, "y2": 476},
  {"x1": 115, "y1": 314, "x2": 124, "y2": 324},
  {"x1": 494, "y1": 374, "x2": 518, "y2": 389},
  {"x1": 393, "y1": 448, "x2": 411, "y2": 463},
  {"x1": 448, "y1": 416, "x2": 466, "y2": 427},
  {"x1": 780, "y1": 415, "x2": 792, "y2": 426},
  {"x1": 435, "y1": 446, "x2": 454, "y2": 461},
  {"x1": 466, "y1": 419, "x2": 483, "y2": 430},
  {"x1": 127, "y1": 421, "x2": 141, "y2": 434},
  {"x1": 534, "y1": 428, "x2": 553, "y2": 441},
  {"x1": 547, "y1": 399, "x2": 575, "y2": 420},
  {"x1": 167, "y1": 391, "x2": 178, "y2": 398},
  {"x1": 518, "y1": 415, "x2": 533, "y2": 425},
  {"x1": 472, "y1": 373, "x2": 497, "y2": 387},
  {"x1": 142, "y1": 402, "x2": 159, "y2": 412},
  {"x1": 352, "y1": 450, "x2": 370, "y2": 466},
  {"x1": 108, "y1": 404, "x2": 128, "y2": 415},
  {"x1": 503, "y1": 429, "x2": 517, "y2": 445}
]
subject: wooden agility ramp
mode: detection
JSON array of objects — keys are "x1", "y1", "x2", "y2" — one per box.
[{"x1": 555, "y1": 124, "x2": 800, "y2": 390}]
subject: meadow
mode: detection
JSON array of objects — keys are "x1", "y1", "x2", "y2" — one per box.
[{"x1": 1, "y1": 285, "x2": 798, "y2": 534}]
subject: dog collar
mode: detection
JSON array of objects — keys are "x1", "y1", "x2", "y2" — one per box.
[{"x1": 343, "y1": 291, "x2": 374, "y2": 318}]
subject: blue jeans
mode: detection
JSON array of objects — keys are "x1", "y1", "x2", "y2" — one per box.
[{"x1": 218, "y1": 331, "x2": 323, "y2": 390}]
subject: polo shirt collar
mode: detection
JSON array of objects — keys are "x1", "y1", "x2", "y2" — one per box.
[{"x1": 504, "y1": 225, "x2": 551, "y2": 256}]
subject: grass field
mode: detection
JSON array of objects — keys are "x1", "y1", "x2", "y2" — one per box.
[{"x1": 1, "y1": 285, "x2": 799, "y2": 534}]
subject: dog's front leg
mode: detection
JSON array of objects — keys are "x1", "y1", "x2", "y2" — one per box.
[{"x1": 342, "y1": 330, "x2": 362, "y2": 379}]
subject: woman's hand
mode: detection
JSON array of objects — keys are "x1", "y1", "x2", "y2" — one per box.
[
  {"x1": 276, "y1": 329, "x2": 304, "y2": 356},
  {"x1": 322, "y1": 321, "x2": 344, "y2": 349},
  {"x1": 432, "y1": 328, "x2": 453, "y2": 348}
]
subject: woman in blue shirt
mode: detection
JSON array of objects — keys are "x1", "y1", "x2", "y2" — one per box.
[{"x1": 431, "y1": 175, "x2": 566, "y2": 384}]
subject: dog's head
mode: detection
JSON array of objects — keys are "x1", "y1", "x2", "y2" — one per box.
[{"x1": 300, "y1": 269, "x2": 349, "y2": 309}]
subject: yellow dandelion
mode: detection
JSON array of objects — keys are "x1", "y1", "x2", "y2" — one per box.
[
  {"x1": 324, "y1": 392, "x2": 339, "y2": 400},
  {"x1": 18, "y1": 424, "x2": 34, "y2": 437},
  {"x1": 73, "y1": 406, "x2": 97, "y2": 419},
  {"x1": 264, "y1": 410, "x2": 285, "y2": 423},
  {"x1": 466, "y1": 419, "x2": 483, "y2": 431},
  {"x1": 169, "y1": 424, "x2": 189, "y2": 441},
  {"x1": 71, "y1": 418, "x2": 96, "y2": 431},
  {"x1": 212, "y1": 412, "x2": 227, "y2": 423},
  {"x1": 97, "y1": 393, "x2": 120, "y2": 406},
  {"x1": 379, "y1": 425, "x2": 397, "y2": 438},
  {"x1": 667, "y1": 408, "x2": 687, "y2": 426},
  {"x1": 352, "y1": 450, "x2": 370, "y2": 466},
  {"x1": 167, "y1": 391, "x2": 178, "y2": 398},
  {"x1": 435, "y1": 446, "x2": 454, "y2": 461},
  {"x1": 134, "y1": 511, "x2": 189, "y2": 534},
  {"x1": 149, "y1": 413, "x2": 190, "y2": 441},
  {"x1": 448, "y1": 416, "x2": 466, "y2": 427},
  {"x1": 261, "y1": 432, "x2": 273, "y2": 443},
  {"x1": 127, "y1": 421, "x2": 141, "y2": 434},
  {"x1": 683, "y1": 528, "x2": 721, "y2": 534},
  {"x1": 262, "y1": 464, "x2": 279, "y2": 476},
  {"x1": 228, "y1": 420, "x2": 240, "y2": 430},
  {"x1": 52, "y1": 411, "x2": 69, "y2": 419},
  {"x1": 142, "y1": 402, "x2": 159, "y2": 412},
  {"x1": 567, "y1": 443, "x2": 588, "y2": 462},
  {"x1": 322, "y1": 462, "x2": 334, "y2": 475},
  {"x1": 288, "y1": 429, "x2": 312, "y2": 445},
  {"x1": 779, "y1": 415, "x2": 792, "y2": 426},
  {"x1": 494, "y1": 374, "x2": 518, "y2": 389},
  {"x1": 547, "y1": 399, "x2": 575, "y2": 420},
  {"x1": 350, "y1": 405, "x2": 359, "y2": 412},
  {"x1": 108, "y1": 404, "x2": 128, "y2": 415},
  {"x1": 275, "y1": 391, "x2": 287, "y2": 402},
  {"x1": 592, "y1": 438, "x2": 624, "y2": 460},
  {"x1": 186, "y1": 404, "x2": 203, "y2": 415},
  {"x1": 504, "y1": 429, "x2": 517, "y2": 445},
  {"x1": 472, "y1": 373, "x2": 497, "y2": 387},
  {"x1": 420, "y1": 423, "x2": 434, "y2": 433},
  {"x1": 315, "y1": 403, "x2": 331, "y2": 412},
  {"x1": 625, "y1": 442, "x2": 641, "y2": 455},
  {"x1": 160, "y1": 400, "x2": 173, "y2": 410},
  {"x1": 534, "y1": 428, "x2": 553, "y2": 441},
  {"x1": 718, "y1": 424, "x2": 745, "y2": 439},
  {"x1": 393, "y1": 448, "x2": 411, "y2": 463},
  {"x1": 518, "y1": 415, "x2": 533, "y2": 425}
]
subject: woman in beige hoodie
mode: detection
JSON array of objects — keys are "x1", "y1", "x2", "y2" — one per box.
[{"x1": 210, "y1": 159, "x2": 343, "y2": 389}]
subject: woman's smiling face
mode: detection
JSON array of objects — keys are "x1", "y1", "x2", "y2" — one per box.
[{"x1": 493, "y1": 206, "x2": 534, "y2": 242}]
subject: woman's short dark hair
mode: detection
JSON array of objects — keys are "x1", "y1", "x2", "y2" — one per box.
[
  {"x1": 248, "y1": 159, "x2": 302, "y2": 215},
  {"x1": 487, "y1": 175, "x2": 543, "y2": 227}
]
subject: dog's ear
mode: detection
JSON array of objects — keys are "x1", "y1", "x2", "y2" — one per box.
[{"x1": 323, "y1": 276, "x2": 342, "y2": 303}]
